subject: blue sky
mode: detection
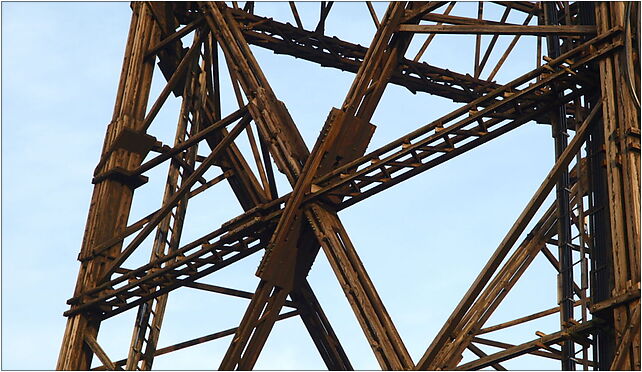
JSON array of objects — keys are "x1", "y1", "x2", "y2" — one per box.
[{"x1": 3, "y1": 1, "x2": 569, "y2": 370}]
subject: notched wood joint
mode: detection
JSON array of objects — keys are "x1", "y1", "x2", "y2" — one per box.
[{"x1": 92, "y1": 167, "x2": 149, "y2": 189}]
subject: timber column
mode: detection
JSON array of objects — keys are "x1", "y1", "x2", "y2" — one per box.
[
  {"x1": 594, "y1": 1, "x2": 641, "y2": 370},
  {"x1": 57, "y1": 3, "x2": 159, "y2": 369}
]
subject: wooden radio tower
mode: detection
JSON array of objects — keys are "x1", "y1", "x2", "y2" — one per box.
[{"x1": 58, "y1": 1, "x2": 640, "y2": 370}]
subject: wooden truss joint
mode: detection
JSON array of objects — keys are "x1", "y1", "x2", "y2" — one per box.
[
  {"x1": 590, "y1": 285, "x2": 641, "y2": 313},
  {"x1": 84, "y1": 334, "x2": 122, "y2": 371},
  {"x1": 92, "y1": 127, "x2": 158, "y2": 189}
]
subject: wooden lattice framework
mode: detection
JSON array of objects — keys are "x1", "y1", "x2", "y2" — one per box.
[{"x1": 58, "y1": 1, "x2": 640, "y2": 370}]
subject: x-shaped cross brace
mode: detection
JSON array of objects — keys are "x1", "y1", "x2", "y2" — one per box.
[{"x1": 198, "y1": 1, "x2": 423, "y2": 369}]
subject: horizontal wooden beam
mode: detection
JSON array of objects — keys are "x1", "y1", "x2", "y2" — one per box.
[
  {"x1": 472, "y1": 336, "x2": 562, "y2": 361},
  {"x1": 590, "y1": 287, "x2": 641, "y2": 313},
  {"x1": 184, "y1": 281, "x2": 298, "y2": 308},
  {"x1": 490, "y1": 1, "x2": 543, "y2": 16},
  {"x1": 457, "y1": 321, "x2": 597, "y2": 370},
  {"x1": 229, "y1": 8, "x2": 500, "y2": 103},
  {"x1": 92, "y1": 310, "x2": 301, "y2": 370},
  {"x1": 471, "y1": 336, "x2": 595, "y2": 367},
  {"x1": 476, "y1": 300, "x2": 583, "y2": 335},
  {"x1": 420, "y1": 13, "x2": 515, "y2": 26},
  {"x1": 145, "y1": 16, "x2": 204, "y2": 58},
  {"x1": 401, "y1": 1, "x2": 449, "y2": 23},
  {"x1": 399, "y1": 24, "x2": 597, "y2": 36}
]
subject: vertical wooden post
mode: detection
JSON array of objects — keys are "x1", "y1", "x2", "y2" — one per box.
[
  {"x1": 595, "y1": 2, "x2": 641, "y2": 370},
  {"x1": 56, "y1": 3, "x2": 159, "y2": 369}
]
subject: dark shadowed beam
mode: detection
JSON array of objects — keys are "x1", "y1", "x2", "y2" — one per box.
[
  {"x1": 456, "y1": 321, "x2": 597, "y2": 370},
  {"x1": 471, "y1": 337, "x2": 595, "y2": 366},
  {"x1": 491, "y1": 1, "x2": 543, "y2": 16},
  {"x1": 467, "y1": 344, "x2": 506, "y2": 371},
  {"x1": 290, "y1": 280, "x2": 354, "y2": 370},
  {"x1": 228, "y1": 8, "x2": 499, "y2": 103},
  {"x1": 398, "y1": 24, "x2": 597, "y2": 36},
  {"x1": 594, "y1": 2, "x2": 642, "y2": 370}
]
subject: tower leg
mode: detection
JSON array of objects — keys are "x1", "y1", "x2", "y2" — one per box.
[
  {"x1": 595, "y1": 2, "x2": 641, "y2": 370},
  {"x1": 57, "y1": 3, "x2": 159, "y2": 369}
]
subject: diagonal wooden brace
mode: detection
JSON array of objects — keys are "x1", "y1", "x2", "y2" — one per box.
[{"x1": 202, "y1": 2, "x2": 417, "y2": 369}]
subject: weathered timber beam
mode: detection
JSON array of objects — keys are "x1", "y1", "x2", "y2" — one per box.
[
  {"x1": 228, "y1": 8, "x2": 499, "y2": 102},
  {"x1": 184, "y1": 281, "x2": 298, "y2": 308},
  {"x1": 146, "y1": 16, "x2": 203, "y2": 58},
  {"x1": 591, "y1": 287, "x2": 641, "y2": 313},
  {"x1": 288, "y1": 2, "x2": 304, "y2": 29},
  {"x1": 290, "y1": 280, "x2": 353, "y2": 370},
  {"x1": 155, "y1": 310, "x2": 300, "y2": 358},
  {"x1": 490, "y1": 2, "x2": 543, "y2": 16},
  {"x1": 84, "y1": 335, "x2": 120, "y2": 371},
  {"x1": 456, "y1": 321, "x2": 597, "y2": 370},
  {"x1": 476, "y1": 5, "x2": 512, "y2": 77},
  {"x1": 610, "y1": 303, "x2": 641, "y2": 370},
  {"x1": 412, "y1": 1, "x2": 457, "y2": 61},
  {"x1": 398, "y1": 24, "x2": 597, "y2": 36},
  {"x1": 366, "y1": 1, "x2": 379, "y2": 28},
  {"x1": 124, "y1": 56, "x2": 210, "y2": 370},
  {"x1": 466, "y1": 344, "x2": 506, "y2": 371},
  {"x1": 400, "y1": 1, "x2": 449, "y2": 23},
  {"x1": 420, "y1": 12, "x2": 517, "y2": 26},
  {"x1": 91, "y1": 310, "x2": 300, "y2": 370},
  {"x1": 595, "y1": 2, "x2": 642, "y2": 370},
  {"x1": 477, "y1": 300, "x2": 583, "y2": 335},
  {"x1": 486, "y1": 9, "x2": 536, "y2": 81},
  {"x1": 305, "y1": 203, "x2": 414, "y2": 370},
  {"x1": 472, "y1": 337, "x2": 560, "y2": 360},
  {"x1": 57, "y1": 4, "x2": 161, "y2": 369}
]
